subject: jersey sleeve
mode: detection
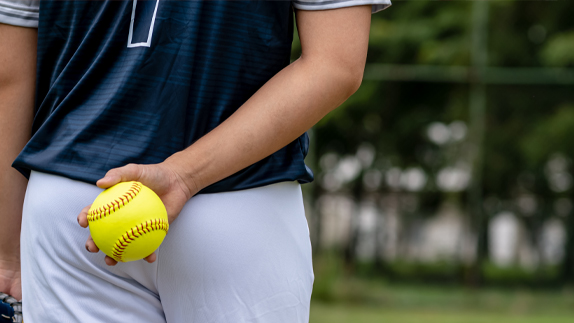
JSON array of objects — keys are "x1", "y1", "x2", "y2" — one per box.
[
  {"x1": 292, "y1": 0, "x2": 391, "y2": 14},
  {"x1": 0, "y1": 0, "x2": 39, "y2": 28}
]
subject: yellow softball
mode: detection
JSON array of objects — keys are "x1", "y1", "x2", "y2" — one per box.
[{"x1": 87, "y1": 181, "x2": 169, "y2": 262}]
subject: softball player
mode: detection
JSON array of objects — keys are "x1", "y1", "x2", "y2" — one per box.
[{"x1": 0, "y1": 0, "x2": 390, "y2": 321}]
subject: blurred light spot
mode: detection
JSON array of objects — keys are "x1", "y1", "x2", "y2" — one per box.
[
  {"x1": 356, "y1": 143, "x2": 376, "y2": 168},
  {"x1": 386, "y1": 167, "x2": 402, "y2": 189},
  {"x1": 437, "y1": 166, "x2": 471, "y2": 192},
  {"x1": 318, "y1": 195, "x2": 353, "y2": 247},
  {"x1": 359, "y1": 203, "x2": 378, "y2": 230},
  {"x1": 540, "y1": 218, "x2": 565, "y2": 265},
  {"x1": 546, "y1": 154, "x2": 572, "y2": 192},
  {"x1": 528, "y1": 24, "x2": 547, "y2": 44},
  {"x1": 320, "y1": 152, "x2": 339, "y2": 171},
  {"x1": 516, "y1": 194, "x2": 537, "y2": 216},
  {"x1": 321, "y1": 172, "x2": 341, "y2": 192},
  {"x1": 449, "y1": 121, "x2": 467, "y2": 142},
  {"x1": 427, "y1": 122, "x2": 450, "y2": 145},
  {"x1": 546, "y1": 153, "x2": 569, "y2": 173},
  {"x1": 334, "y1": 156, "x2": 362, "y2": 183},
  {"x1": 363, "y1": 169, "x2": 382, "y2": 191},
  {"x1": 356, "y1": 202, "x2": 379, "y2": 261},
  {"x1": 489, "y1": 212, "x2": 519, "y2": 267},
  {"x1": 400, "y1": 167, "x2": 427, "y2": 192},
  {"x1": 549, "y1": 173, "x2": 572, "y2": 193}
]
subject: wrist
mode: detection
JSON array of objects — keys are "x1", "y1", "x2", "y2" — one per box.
[
  {"x1": 0, "y1": 246, "x2": 20, "y2": 264},
  {"x1": 0, "y1": 257, "x2": 20, "y2": 270},
  {"x1": 163, "y1": 152, "x2": 203, "y2": 198}
]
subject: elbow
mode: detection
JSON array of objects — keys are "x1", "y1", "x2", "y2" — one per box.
[
  {"x1": 347, "y1": 66, "x2": 364, "y2": 95},
  {"x1": 301, "y1": 55, "x2": 366, "y2": 102},
  {"x1": 338, "y1": 62, "x2": 365, "y2": 98}
]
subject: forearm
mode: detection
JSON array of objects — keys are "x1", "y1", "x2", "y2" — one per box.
[
  {"x1": 0, "y1": 83, "x2": 34, "y2": 261},
  {"x1": 166, "y1": 55, "x2": 362, "y2": 194},
  {"x1": 165, "y1": 6, "x2": 372, "y2": 195},
  {"x1": 0, "y1": 24, "x2": 36, "y2": 261},
  {"x1": 0, "y1": 159, "x2": 28, "y2": 263}
]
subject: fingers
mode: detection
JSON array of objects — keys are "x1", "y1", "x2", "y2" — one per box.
[
  {"x1": 97, "y1": 164, "x2": 144, "y2": 189},
  {"x1": 85, "y1": 237, "x2": 156, "y2": 266},
  {"x1": 77, "y1": 204, "x2": 91, "y2": 228},
  {"x1": 85, "y1": 235, "x2": 99, "y2": 253},
  {"x1": 104, "y1": 256, "x2": 118, "y2": 266},
  {"x1": 102, "y1": 253, "x2": 155, "y2": 266},
  {"x1": 144, "y1": 252, "x2": 157, "y2": 263}
]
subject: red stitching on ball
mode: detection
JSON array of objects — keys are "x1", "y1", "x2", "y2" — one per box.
[
  {"x1": 87, "y1": 182, "x2": 143, "y2": 222},
  {"x1": 110, "y1": 218, "x2": 169, "y2": 262}
]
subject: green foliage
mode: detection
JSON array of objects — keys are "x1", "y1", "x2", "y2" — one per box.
[
  {"x1": 483, "y1": 262, "x2": 560, "y2": 288},
  {"x1": 542, "y1": 31, "x2": 574, "y2": 67},
  {"x1": 310, "y1": 252, "x2": 345, "y2": 303},
  {"x1": 296, "y1": 0, "x2": 574, "y2": 285},
  {"x1": 368, "y1": 1, "x2": 471, "y2": 65},
  {"x1": 369, "y1": 260, "x2": 463, "y2": 285},
  {"x1": 520, "y1": 105, "x2": 574, "y2": 167}
]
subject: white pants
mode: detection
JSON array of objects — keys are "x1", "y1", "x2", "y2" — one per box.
[{"x1": 21, "y1": 171, "x2": 314, "y2": 322}]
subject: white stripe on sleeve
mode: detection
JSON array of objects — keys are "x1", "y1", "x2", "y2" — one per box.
[
  {"x1": 292, "y1": 0, "x2": 392, "y2": 14},
  {"x1": 0, "y1": 0, "x2": 39, "y2": 28}
]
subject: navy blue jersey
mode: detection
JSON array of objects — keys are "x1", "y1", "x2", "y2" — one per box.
[
  {"x1": 13, "y1": 0, "x2": 314, "y2": 193},
  {"x1": 5, "y1": 0, "x2": 390, "y2": 193}
]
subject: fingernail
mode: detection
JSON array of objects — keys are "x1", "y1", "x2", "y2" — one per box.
[{"x1": 85, "y1": 245, "x2": 90, "y2": 252}]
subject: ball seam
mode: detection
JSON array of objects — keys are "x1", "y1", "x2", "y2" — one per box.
[
  {"x1": 87, "y1": 182, "x2": 142, "y2": 222},
  {"x1": 111, "y1": 218, "x2": 169, "y2": 262}
]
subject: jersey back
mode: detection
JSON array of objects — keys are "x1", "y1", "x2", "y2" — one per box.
[{"x1": 13, "y1": 0, "x2": 314, "y2": 193}]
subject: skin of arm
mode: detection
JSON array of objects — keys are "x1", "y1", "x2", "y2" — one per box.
[
  {"x1": 0, "y1": 23, "x2": 37, "y2": 299},
  {"x1": 79, "y1": 5, "x2": 373, "y2": 266}
]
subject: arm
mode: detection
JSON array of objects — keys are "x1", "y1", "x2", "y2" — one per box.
[
  {"x1": 79, "y1": 5, "x2": 373, "y2": 265},
  {"x1": 0, "y1": 23, "x2": 37, "y2": 299},
  {"x1": 165, "y1": 5, "x2": 372, "y2": 191}
]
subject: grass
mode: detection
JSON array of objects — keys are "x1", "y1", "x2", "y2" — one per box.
[
  {"x1": 309, "y1": 254, "x2": 574, "y2": 322},
  {"x1": 310, "y1": 303, "x2": 574, "y2": 323},
  {"x1": 309, "y1": 275, "x2": 574, "y2": 322}
]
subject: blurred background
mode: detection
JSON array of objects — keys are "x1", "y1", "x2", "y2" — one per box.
[{"x1": 292, "y1": 1, "x2": 574, "y2": 322}]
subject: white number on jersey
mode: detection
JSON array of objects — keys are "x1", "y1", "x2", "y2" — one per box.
[{"x1": 127, "y1": 0, "x2": 160, "y2": 48}]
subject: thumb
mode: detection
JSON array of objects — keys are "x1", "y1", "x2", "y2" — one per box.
[{"x1": 96, "y1": 164, "x2": 144, "y2": 189}]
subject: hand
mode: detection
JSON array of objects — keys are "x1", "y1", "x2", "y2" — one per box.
[
  {"x1": 77, "y1": 162, "x2": 199, "y2": 266},
  {"x1": 0, "y1": 259, "x2": 21, "y2": 300}
]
